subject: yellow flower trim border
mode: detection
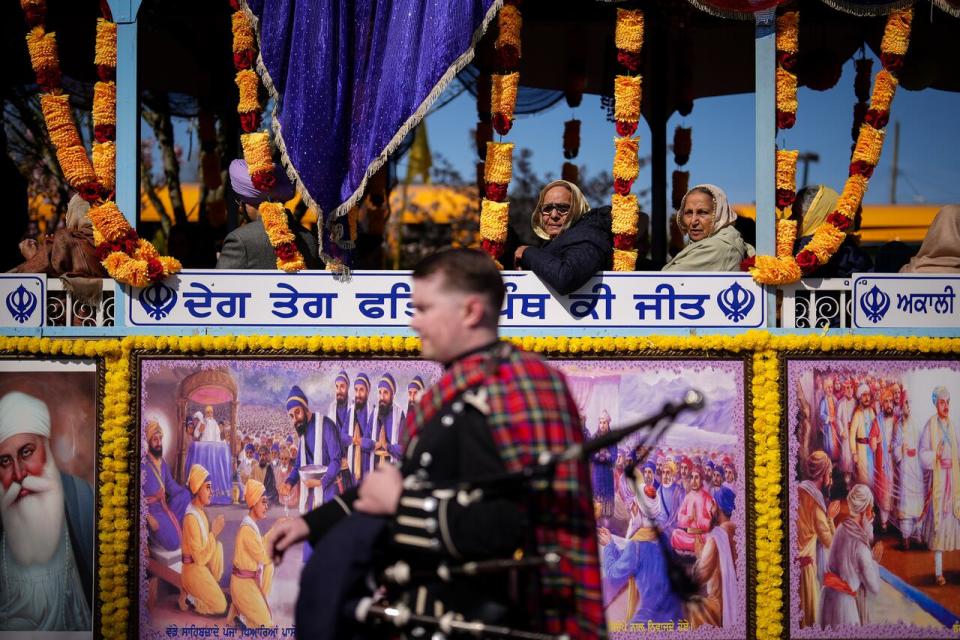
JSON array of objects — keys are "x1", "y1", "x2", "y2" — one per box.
[{"x1": 5, "y1": 333, "x2": 960, "y2": 640}]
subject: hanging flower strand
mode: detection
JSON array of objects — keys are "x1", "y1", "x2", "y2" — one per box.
[
  {"x1": 480, "y1": 1, "x2": 522, "y2": 266},
  {"x1": 610, "y1": 8, "x2": 644, "y2": 272},
  {"x1": 230, "y1": 4, "x2": 306, "y2": 272},
  {"x1": 751, "y1": 7, "x2": 913, "y2": 284},
  {"x1": 21, "y1": 3, "x2": 180, "y2": 286}
]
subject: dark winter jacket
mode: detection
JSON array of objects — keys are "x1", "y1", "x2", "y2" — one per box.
[{"x1": 518, "y1": 206, "x2": 613, "y2": 295}]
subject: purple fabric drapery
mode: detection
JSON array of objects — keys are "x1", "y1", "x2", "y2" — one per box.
[{"x1": 245, "y1": 0, "x2": 499, "y2": 231}]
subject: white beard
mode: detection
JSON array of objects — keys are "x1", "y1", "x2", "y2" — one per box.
[{"x1": 0, "y1": 442, "x2": 65, "y2": 566}]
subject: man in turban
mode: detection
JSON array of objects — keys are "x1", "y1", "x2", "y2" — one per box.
[
  {"x1": 326, "y1": 371, "x2": 356, "y2": 491},
  {"x1": 849, "y1": 383, "x2": 882, "y2": 490},
  {"x1": 820, "y1": 484, "x2": 883, "y2": 627},
  {"x1": 227, "y1": 479, "x2": 275, "y2": 628},
  {"x1": 281, "y1": 385, "x2": 343, "y2": 518},
  {"x1": 268, "y1": 249, "x2": 605, "y2": 638},
  {"x1": 818, "y1": 375, "x2": 841, "y2": 462},
  {"x1": 892, "y1": 396, "x2": 924, "y2": 549},
  {"x1": 194, "y1": 405, "x2": 221, "y2": 442},
  {"x1": 686, "y1": 484, "x2": 738, "y2": 629},
  {"x1": 345, "y1": 373, "x2": 374, "y2": 483},
  {"x1": 671, "y1": 465, "x2": 717, "y2": 554},
  {"x1": 0, "y1": 391, "x2": 93, "y2": 631},
  {"x1": 217, "y1": 158, "x2": 321, "y2": 270},
  {"x1": 796, "y1": 451, "x2": 840, "y2": 627},
  {"x1": 876, "y1": 388, "x2": 897, "y2": 531},
  {"x1": 920, "y1": 386, "x2": 959, "y2": 585},
  {"x1": 143, "y1": 418, "x2": 190, "y2": 552},
  {"x1": 599, "y1": 459, "x2": 682, "y2": 626},
  {"x1": 589, "y1": 410, "x2": 616, "y2": 523},
  {"x1": 180, "y1": 464, "x2": 226, "y2": 615},
  {"x1": 657, "y1": 459, "x2": 684, "y2": 539},
  {"x1": 837, "y1": 379, "x2": 857, "y2": 485},
  {"x1": 371, "y1": 373, "x2": 404, "y2": 469},
  {"x1": 406, "y1": 376, "x2": 424, "y2": 417}
]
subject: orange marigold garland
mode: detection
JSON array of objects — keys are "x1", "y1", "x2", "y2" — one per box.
[
  {"x1": 21, "y1": 4, "x2": 180, "y2": 287},
  {"x1": 481, "y1": 2, "x2": 522, "y2": 265},
  {"x1": 753, "y1": 8, "x2": 913, "y2": 283},
  {"x1": 671, "y1": 170, "x2": 689, "y2": 212},
  {"x1": 775, "y1": 11, "x2": 798, "y2": 129},
  {"x1": 229, "y1": 2, "x2": 306, "y2": 272},
  {"x1": 610, "y1": 8, "x2": 644, "y2": 271},
  {"x1": 775, "y1": 149, "x2": 798, "y2": 214}
]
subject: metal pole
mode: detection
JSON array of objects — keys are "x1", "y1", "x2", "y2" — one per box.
[{"x1": 754, "y1": 9, "x2": 777, "y2": 326}]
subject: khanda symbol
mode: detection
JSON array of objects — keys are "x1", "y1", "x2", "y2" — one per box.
[
  {"x1": 860, "y1": 285, "x2": 890, "y2": 324},
  {"x1": 6, "y1": 285, "x2": 38, "y2": 324},
  {"x1": 717, "y1": 282, "x2": 755, "y2": 322},
  {"x1": 139, "y1": 281, "x2": 177, "y2": 320}
]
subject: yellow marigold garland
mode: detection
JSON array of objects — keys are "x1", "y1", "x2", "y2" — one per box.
[
  {"x1": 484, "y1": 142, "x2": 514, "y2": 185},
  {"x1": 92, "y1": 141, "x2": 116, "y2": 192},
  {"x1": 480, "y1": 199, "x2": 510, "y2": 244},
  {"x1": 610, "y1": 8, "x2": 644, "y2": 271},
  {"x1": 611, "y1": 193, "x2": 639, "y2": 236},
  {"x1": 775, "y1": 11, "x2": 799, "y2": 53},
  {"x1": 614, "y1": 8, "x2": 644, "y2": 53},
  {"x1": 92, "y1": 81, "x2": 117, "y2": 128},
  {"x1": 613, "y1": 75, "x2": 642, "y2": 122},
  {"x1": 481, "y1": 3, "x2": 522, "y2": 265},
  {"x1": 752, "y1": 348, "x2": 784, "y2": 640},
  {"x1": 259, "y1": 202, "x2": 306, "y2": 273},
  {"x1": 870, "y1": 69, "x2": 898, "y2": 113},
  {"x1": 229, "y1": 5, "x2": 306, "y2": 273},
  {"x1": 21, "y1": 7, "x2": 180, "y2": 286},
  {"x1": 775, "y1": 10, "x2": 798, "y2": 130},
  {"x1": 235, "y1": 69, "x2": 261, "y2": 115},
  {"x1": 94, "y1": 18, "x2": 117, "y2": 68},
  {"x1": 753, "y1": 8, "x2": 912, "y2": 284},
  {"x1": 775, "y1": 148, "x2": 798, "y2": 219},
  {"x1": 40, "y1": 93, "x2": 82, "y2": 149},
  {"x1": 491, "y1": 72, "x2": 519, "y2": 135},
  {"x1": 612, "y1": 136, "x2": 639, "y2": 181},
  {"x1": 775, "y1": 67, "x2": 798, "y2": 122}
]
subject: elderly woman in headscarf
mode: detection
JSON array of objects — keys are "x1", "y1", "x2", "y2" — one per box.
[
  {"x1": 662, "y1": 184, "x2": 754, "y2": 271},
  {"x1": 514, "y1": 179, "x2": 612, "y2": 294},
  {"x1": 793, "y1": 185, "x2": 872, "y2": 277},
  {"x1": 216, "y1": 159, "x2": 321, "y2": 269},
  {"x1": 900, "y1": 205, "x2": 960, "y2": 273}
]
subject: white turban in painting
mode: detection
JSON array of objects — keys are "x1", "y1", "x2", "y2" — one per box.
[{"x1": 0, "y1": 391, "x2": 51, "y2": 445}]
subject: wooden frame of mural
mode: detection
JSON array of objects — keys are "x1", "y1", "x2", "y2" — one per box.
[
  {"x1": 0, "y1": 352, "x2": 106, "y2": 637},
  {"x1": 782, "y1": 350, "x2": 960, "y2": 639},
  {"x1": 547, "y1": 351, "x2": 757, "y2": 640}
]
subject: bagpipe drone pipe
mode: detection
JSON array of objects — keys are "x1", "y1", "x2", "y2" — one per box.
[{"x1": 297, "y1": 390, "x2": 705, "y2": 640}]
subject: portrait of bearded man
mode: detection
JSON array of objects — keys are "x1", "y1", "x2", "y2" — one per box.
[{"x1": 0, "y1": 391, "x2": 93, "y2": 631}]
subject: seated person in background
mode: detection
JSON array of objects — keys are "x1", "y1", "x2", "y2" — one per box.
[
  {"x1": 792, "y1": 185, "x2": 872, "y2": 277},
  {"x1": 900, "y1": 205, "x2": 960, "y2": 273},
  {"x1": 217, "y1": 159, "x2": 322, "y2": 270},
  {"x1": 514, "y1": 179, "x2": 612, "y2": 295},
  {"x1": 663, "y1": 184, "x2": 754, "y2": 271}
]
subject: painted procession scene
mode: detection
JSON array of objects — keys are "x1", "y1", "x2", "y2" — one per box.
[
  {"x1": 0, "y1": 360, "x2": 97, "y2": 634},
  {"x1": 788, "y1": 359, "x2": 960, "y2": 637},
  {"x1": 551, "y1": 359, "x2": 747, "y2": 638},
  {"x1": 137, "y1": 358, "x2": 441, "y2": 637}
]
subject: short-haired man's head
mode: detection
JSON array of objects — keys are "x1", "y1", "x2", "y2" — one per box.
[{"x1": 412, "y1": 248, "x2": 505, "y2": 318}]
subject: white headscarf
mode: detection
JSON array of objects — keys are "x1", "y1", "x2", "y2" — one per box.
[
  {"x1": 847, "y1": 483, "x2": 874, "y2": 515},
  {"x1": 675, "y1": 184, "x2": 737, "y2": 238},
  {"x1": 0, "y1": 391, "x2": 51, "y2": 445}
]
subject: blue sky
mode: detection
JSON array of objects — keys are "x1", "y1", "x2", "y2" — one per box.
[
  {"x1": 419, "y1": 54, "x2": 960, "y2": 209},
  {"x1": 166, "y1": 53, "x2": 960, "y2": 211}
]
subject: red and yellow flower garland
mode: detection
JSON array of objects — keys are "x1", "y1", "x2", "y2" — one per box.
[
  {"x1": 795, "y1": 8, "x2": 910, "y2": 274},
  {"x1": 610, "y1": 8, "x2": 644, "y2": 271},
  {"x1": 750, "y1": 8, "x2": 912, "y2": 284},
  {"x1": 230, "y1": 2, "x2": 305, "y2": 272},
  {"x1": 775, "y1": 11, "x2": 798, "y2": 129},
  {"x1": 22, "y1": 0, "x2": 180, "y2": 286},
  {"x1": 480, "y1": 0, "x2": 521, "y2": 266}
]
